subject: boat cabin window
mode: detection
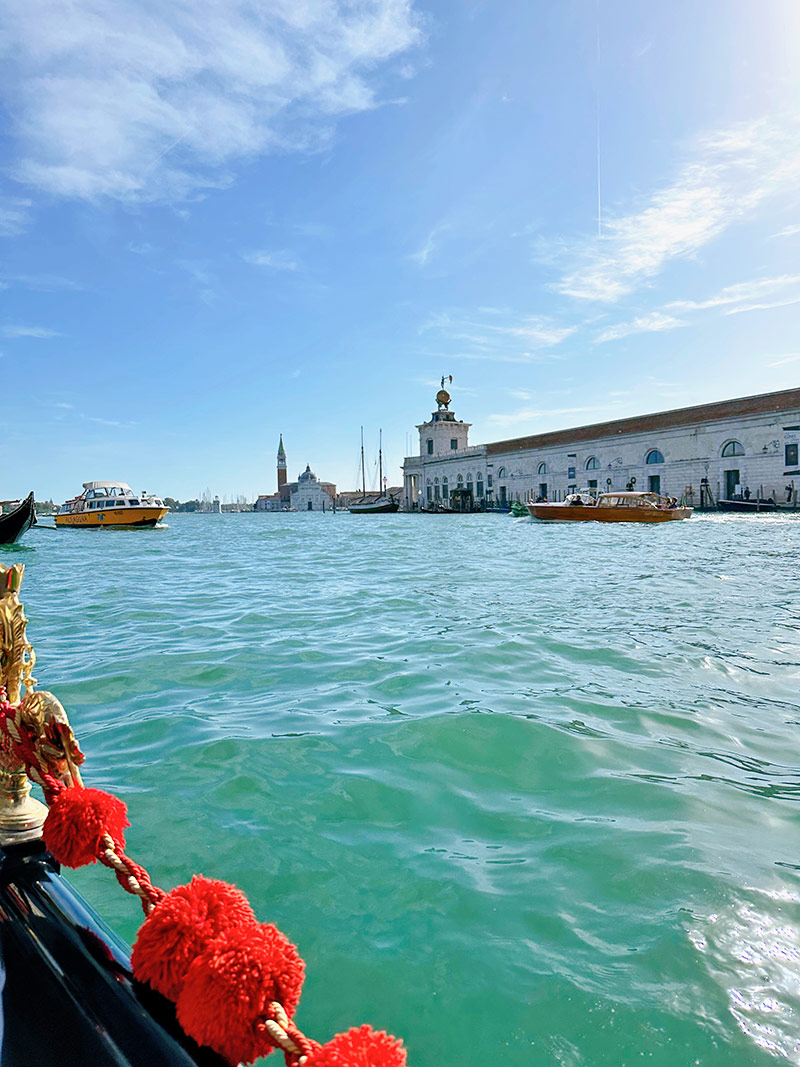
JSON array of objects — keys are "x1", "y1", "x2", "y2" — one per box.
[{"x1": 129, "y1": 498, "x2": 139, "y2": 505}]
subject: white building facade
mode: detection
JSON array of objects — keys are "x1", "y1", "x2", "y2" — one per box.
[
  {"x1": 402, "y1": 386, "x2": 800, "y2": 509},
  {"x1": 290, "y1": 465, "x2": 331, "y2": 511}
]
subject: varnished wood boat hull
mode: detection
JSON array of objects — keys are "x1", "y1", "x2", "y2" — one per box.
[{"x1": 526, "y1": 504, "x2": 692, "y2": 523}]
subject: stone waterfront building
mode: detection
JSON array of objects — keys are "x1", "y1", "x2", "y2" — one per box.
[{"x1": 402, "y1": 385, "x2": 800, "y2": 509}]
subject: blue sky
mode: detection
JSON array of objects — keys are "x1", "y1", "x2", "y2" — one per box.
[{"x1": 2, "y1": 0, "x2": 799, "y2": 501}]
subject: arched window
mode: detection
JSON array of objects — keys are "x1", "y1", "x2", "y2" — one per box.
[
  {"x1": 721, "y1": 440, "x2": 744, "y2": 457},
  {"x1": 497, "y1": 467, "x2": 507, "y2": 478},
  {"x1": 585, "y1": 456, "x2": 599, "y2": 470},
  {"x1": 457, "y1": 474, "x2": 464, "y2": 485},
  {"x1": 442, "y1": 476, "x2": 449, "y2": 500},
  {"x1": 645, "y1": 449, "x2": 664, "y2": 464},
  {"x1": 537, "y1": 462, "x2": 547, "y2": 475},
  {"x1": 476, "y1": 474, "x2": 484, "y2": 497}
]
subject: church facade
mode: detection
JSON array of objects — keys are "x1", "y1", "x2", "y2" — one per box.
[
  {"x1": 255, "y1": 437, "x2": 336, "y2": 511},
  {"x1": 290, "y1": 465, "x2": 333, "y2": 511},
  {"x1": 402, "y1": 385, "x2": 800, "y2": 509}
]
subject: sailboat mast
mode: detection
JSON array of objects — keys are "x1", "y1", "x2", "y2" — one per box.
[
  {"x1": 361, "y1": 426, "x2": 366, "y2": 497},
  {"x1": 379, "y1": 429, "x2": 383, "y2": 498}
]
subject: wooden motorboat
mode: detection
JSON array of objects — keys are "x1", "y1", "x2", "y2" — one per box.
[
  {"x1": 527, "y1": 491, "x2": 692, "y2": 523},
  {"x1": 55, "y1": 482, "x2": 168, "y2": 528},
  {"x1": 0, "y1": 492, "x2": 37, "y2": 544}
]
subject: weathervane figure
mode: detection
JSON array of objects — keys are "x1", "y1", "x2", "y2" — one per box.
[{"x1": 440, "y1": 374, "x2": 452, "y2": 388}]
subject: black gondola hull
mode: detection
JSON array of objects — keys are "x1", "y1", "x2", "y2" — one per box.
[
  {"x1": 0, "y1": 840, "x2": 226, "y2": 1067},
  {"x1": 0, "y1": 493, "x2": 36, "y2": 545}
]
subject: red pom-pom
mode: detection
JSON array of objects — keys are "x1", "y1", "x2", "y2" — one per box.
[
  {"x1": 176, "y1": 921, "x2": 305, "y2": 1065},
  {"x1": 43, "y1": 787, "x2": 128, "y2": 868},
  {"x1": 131, "y1": 875, "x2": 256, "y2": 1000},
  {"x1": 305, "y1": 1025, "x2": 407, "y2": 1067}
]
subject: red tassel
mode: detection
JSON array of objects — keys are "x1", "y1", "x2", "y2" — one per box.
[
  {"x1": 131, "y1": 875, "x2": 256, "y2": 1000},
  {"x1": 305, "y1": 1025, "x2": 408, "y2": 1067},
  {"x1": 176, "y1": 921, "x2": 305, "y2": 1065},
  {"x1": 43, "y1": 787, "x2": 128, "y2": 868}
]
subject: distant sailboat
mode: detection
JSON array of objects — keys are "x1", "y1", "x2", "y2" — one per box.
[{"x1": 349, "y1": 428, "x2": 400, "y2": 514}]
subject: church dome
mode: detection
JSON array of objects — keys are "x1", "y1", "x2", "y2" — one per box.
[{"x1": 298, "y1": 464, "x2": 318, "y2": 483}]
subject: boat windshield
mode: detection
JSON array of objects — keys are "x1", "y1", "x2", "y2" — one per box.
[
  {"x1": 598, "y1": 493, "x2": 660, "y2": 509},
  {"x1": 564, "y1": 493, "x2": 596, "y2": 506}
]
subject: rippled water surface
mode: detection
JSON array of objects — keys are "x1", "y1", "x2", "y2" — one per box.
[{"x1": 12, "y1": 511, "x2": 800, "y2": 1065}]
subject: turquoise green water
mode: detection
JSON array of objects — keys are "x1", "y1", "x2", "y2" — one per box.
[{"x1": 10, "y1": 512, "x2": 800, "y2": 1065}]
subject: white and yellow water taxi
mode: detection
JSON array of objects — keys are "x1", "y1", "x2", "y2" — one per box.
[
  {"x1": 55, "y1": 482, "x2": 168, "y2": 528},
  {"x1": 527, "y1": 491, "x2": 692, "y2": 523}
]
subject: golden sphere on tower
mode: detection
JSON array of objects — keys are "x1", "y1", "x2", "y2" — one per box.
[{"x1": 436, "y1": 388, "x2": 451, "y2": 407}]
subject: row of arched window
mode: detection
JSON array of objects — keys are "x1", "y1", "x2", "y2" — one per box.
[
  {"x1": 521, "y1": 440, "x2": 745, "y2": 476},
  {"x1": 425, "y1": 472, "x2": 484, "y2": 500}
]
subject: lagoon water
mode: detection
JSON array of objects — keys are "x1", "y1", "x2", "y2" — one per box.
[{"x1": 10, "y1": 511, "x2": 800, "y2": 1065}]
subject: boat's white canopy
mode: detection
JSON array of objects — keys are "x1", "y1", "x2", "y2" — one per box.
[{"x1": 82, "y1": 481, "x2": 134, "y2": 492}]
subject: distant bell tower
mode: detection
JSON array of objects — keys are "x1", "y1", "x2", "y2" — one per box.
[{"x1": 277, "y1": 434, "x2": 287, "y2": 493}]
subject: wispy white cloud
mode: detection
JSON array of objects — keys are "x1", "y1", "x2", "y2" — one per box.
[
  {"x1": 488, "y1": 405, "x2": 605, "y2": 428},
  {"x1": 767, "y1": 353, "x2": 800, "y2": 368},
  {"x1": 420, "y1": 308, "x2": 575, "y2": 364},
  {"x1": 595, "y1": 312, "x2": 686, "y2": 344},
  {"x1": 242, "y1": 249, "x2": 300, "y2": 271},
  {"x1": 550, "y1": 116, "x2": 800, "y2": 302},
  {"x1": 410, "y1": 223, "x2": 449, "y2": 267},
  {"x1": 0, "y1": 271, "x2": 82, "y2": 291},
  {"x1": 667, "y1": 273, "x2": 800, "y2": 315},
  {"x1": 770, "y1": 223, "x2": 800, "y2": 239},
  {"x1": 0, "y1": 0, "x2": 422, "y2": 203},
  {"x1": 2, "y1": 324, "x2": 60, "y2": 338},
  {"x1": 0, "y1": 196, "x2": 32, "y2": 236}
]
